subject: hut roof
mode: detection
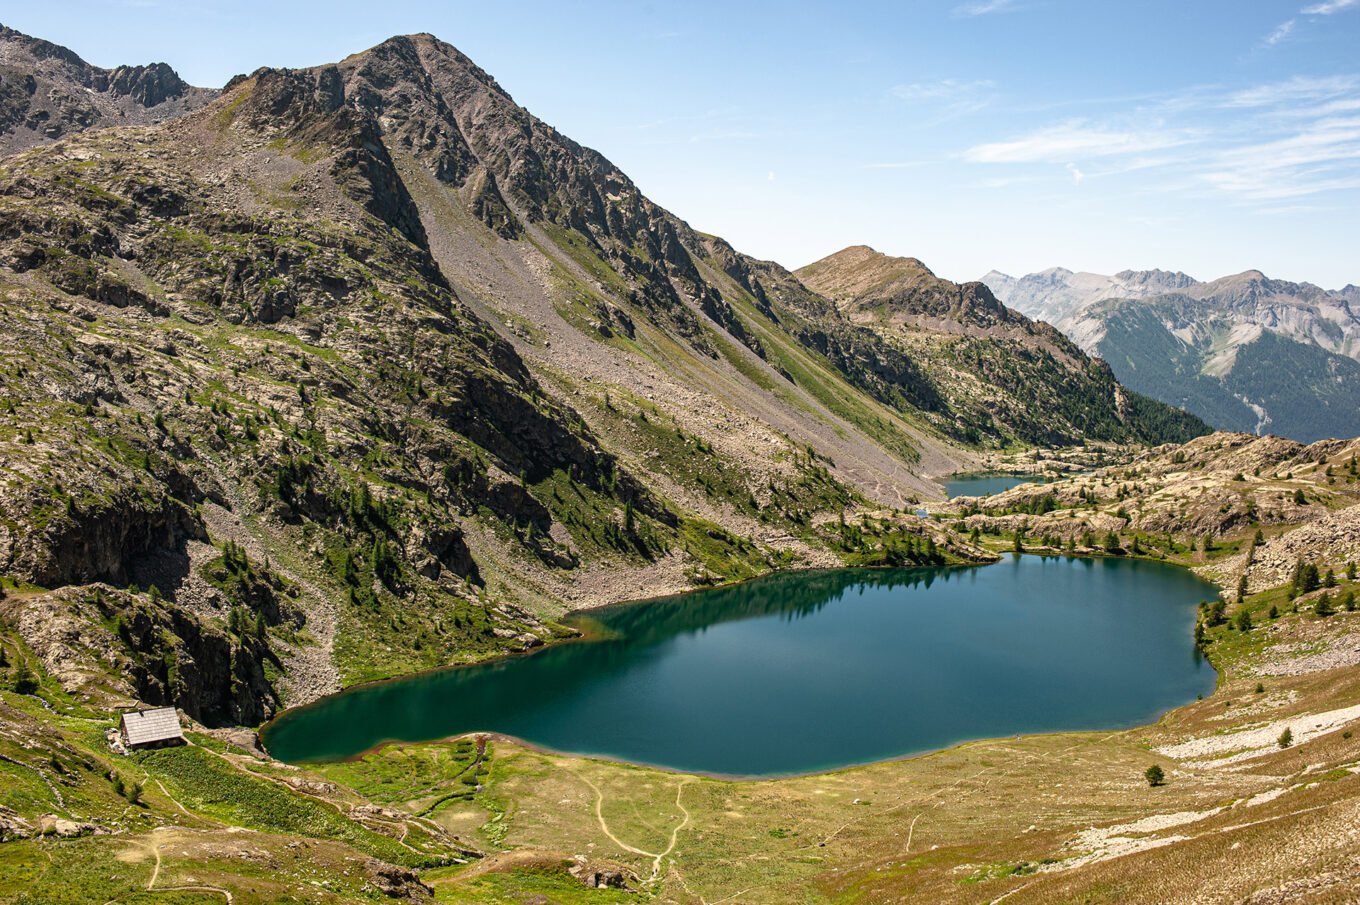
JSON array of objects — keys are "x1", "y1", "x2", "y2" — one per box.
[{"x1": 120, "y1": 707, "x2": 183, "y2": 747}]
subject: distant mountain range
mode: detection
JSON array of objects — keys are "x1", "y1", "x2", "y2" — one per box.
[{"x1": 983, "y1": 267, "x2": 1360, "y2": 442}]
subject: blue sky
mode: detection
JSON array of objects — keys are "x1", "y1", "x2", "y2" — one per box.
[{"x1": 6, "y1": 0, "x2": 1359, "y2": 287}]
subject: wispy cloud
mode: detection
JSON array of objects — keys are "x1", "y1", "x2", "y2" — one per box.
[
  {"x1": 962, "y1": 75, "x2": 1360, "y2": 205},
  {"x1": 963, "y1": 121, "x2": 1197, "y2": 163},
  {"x1": 1302, "y1": 0, "x2": 1358, "y2": 14},
  {"x1": 892, "y1": 79, "x2": 994, "y2": 102},
  {"x1": 1265, "y1": 0, "x2": 1358, "y2": 45},
  {"x1": 889, "y1": 78, "x2": 997, "y2": 120},
  {"x1": 953, "y1": 0, "x2": 1021, "y2": 17},
  {"x1": 1264, "y1": 19, "x2": 1296, "y2": 45},
  {"x1": 1202, "y1": 115, "x2": 1360, "y2": 199},
  {"x1": 1224, "y1": 74, "x2": 1360, "y2": 107}
]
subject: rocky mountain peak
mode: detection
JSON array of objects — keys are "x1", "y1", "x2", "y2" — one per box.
[
  {"x1": 0, "y1": 22, "x2": 216, "y2": 154},
  {"x1": 1112, "y1": 268, "x2": 1198, "y2": 291},
  {"x1": 103, "y1": 61, "x2": 192, "y2": 106},
  {"x1": 0, "y1": 23, "x2": 88, "y2": 69},
  {"x1": 798, "y1": 245, "x2": 1012, "y2": 327}
]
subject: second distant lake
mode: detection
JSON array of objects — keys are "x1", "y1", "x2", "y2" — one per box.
[{"x1": 946, "y1": 472, "x2": 1058, "y2": 498}]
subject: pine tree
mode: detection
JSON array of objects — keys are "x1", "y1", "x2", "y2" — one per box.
[
  {"x1": 1144, "y1": 765, "x2": 1165, "y2": 787},
  {"x1": 1315, "y1": 593, "x2": 1334, "y2": 617},
  {"x1": 1278, "y1": 727, "x2": 1293, "y2": 748},
  {"x1": 1301, "y1": 563, "x2": 1321, "y2": 594}
]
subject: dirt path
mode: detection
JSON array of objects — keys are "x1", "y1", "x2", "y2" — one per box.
[
  {"x1": 577, "y1": 772, "x2": 693, "y2": 882},
  {"x1": 139, "y1": 828, "x2": 235, "y2": 904},
  {"x1": 145, "y1": 833, "x2": 163, "y2": 889},
  {"x1": 152, "y1": 778, "x2": 198, "y2": 820},
  {"x1": 660, "y1": 780, "x2": 693, "y2": 866}
]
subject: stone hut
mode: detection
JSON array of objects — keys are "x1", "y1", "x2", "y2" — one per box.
[{"x1": 118, "y1": 707, "x2": 185, "y2": 750}]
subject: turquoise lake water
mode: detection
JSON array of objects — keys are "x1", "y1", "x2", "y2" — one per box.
[
  {"x1": 264, "y1": 555, "x2": 1217, "y2": 776},
  {"x1": 945, "y1": 472, "x2": 1057, "y2": 497}
]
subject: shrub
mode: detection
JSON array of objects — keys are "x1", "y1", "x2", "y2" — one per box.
[
  {"x1": 1278, "y1": 727, "x2": 1293, "y2": 749},
  {"x1": 1144, "y1": 765, "x2": 1165, "y2": 787}
]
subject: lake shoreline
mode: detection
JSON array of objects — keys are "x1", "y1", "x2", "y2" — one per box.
[{"x1": 259, "y1": 555, "x2": 1218, "y2": 772}]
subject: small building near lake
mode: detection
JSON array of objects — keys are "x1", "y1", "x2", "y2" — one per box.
[{"x1": 119, "y1": 707, "x2": 185, "y2": 750}]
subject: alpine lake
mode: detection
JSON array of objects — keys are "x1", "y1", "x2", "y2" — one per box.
[
  {"x1": 264, "y1": 554, "x2": 1218, "y2": 777},
  {"x1": 945, "y1": 472, "x2": 1062, "y2": 498}
]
